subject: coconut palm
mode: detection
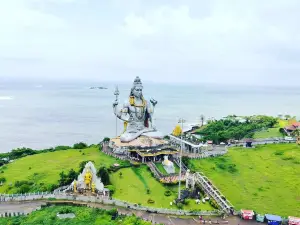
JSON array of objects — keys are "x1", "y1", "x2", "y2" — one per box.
[
  {"x1": 292, "y1": 129, "x2": 300, "y2": 137},
  {"x1": 200, "y1": 114, "x2": 205, "y2": 127}
]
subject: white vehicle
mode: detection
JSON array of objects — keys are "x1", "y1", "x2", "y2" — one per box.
[{"x1": 285, "y1": 136, "x2": 294, "y2": 141}]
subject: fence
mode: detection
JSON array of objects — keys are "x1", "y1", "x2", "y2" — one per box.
[{"x1": 0, "y1": 192, "x2": 221, "y2": 217}]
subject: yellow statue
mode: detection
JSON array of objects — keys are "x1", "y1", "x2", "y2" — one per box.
[
  {"x1": 172, "y1": 125, "x2": 182, "y2": 137},
  {"x1": 92, "y1": 183, "x2": 96, "y2": 193},
  {"x1": 84, "y1": 168, "x2": 92, "y2": 189},
  {"x1": 73, "y1": 180, "x2": 77, "y2": 193}
]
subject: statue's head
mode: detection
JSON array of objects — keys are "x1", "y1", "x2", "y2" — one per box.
[{"x1": 130, "y1": 76, "x2": 143, "y2": 99}]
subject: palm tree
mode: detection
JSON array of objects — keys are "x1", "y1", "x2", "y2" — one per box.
[
  {"x1": 285, "y1": 115, "x2": 291, "y2": 120},
  {"x1": 200, "y1": 115, "x2": 205, "y2": 127},
  {"x1": 292, "y1": 129, "x2": 300, "y2": 137}
]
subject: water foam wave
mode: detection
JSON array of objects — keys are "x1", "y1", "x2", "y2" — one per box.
[{"x1": 0, "y1": 96, "x2": 14, "y2": 100}]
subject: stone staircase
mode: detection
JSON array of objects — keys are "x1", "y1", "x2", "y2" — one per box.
[
  {"x1": 147, "y1": 162, "x2": 164, "y2": 179},
  {"x1": 173, "y1": 159, "x2": 188, "y2": 173},
  {"x1": 193, "y1": 172, "x2": 234, "y2": 214}
]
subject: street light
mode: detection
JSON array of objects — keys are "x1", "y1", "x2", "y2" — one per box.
[
  {"x1": 178, "y1": 118, "x2": 186, "y2": 200},
  {"x1": 114, "y1": 86, "x2": 120, "y2": 137}
]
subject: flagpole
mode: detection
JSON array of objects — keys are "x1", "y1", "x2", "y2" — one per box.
[{"x1": 178, "y1": 118, "x2": 185, "y2": 200}]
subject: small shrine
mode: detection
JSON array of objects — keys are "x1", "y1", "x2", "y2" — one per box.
[
  {"x1": 162, "y1": 155, "x2": 175, "y2": 174},
  {"x1": 63, "y1": 161, "x2": 109, "y2": 197}
]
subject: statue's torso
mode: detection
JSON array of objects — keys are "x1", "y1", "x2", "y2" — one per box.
[{"x1": 124, "y1": 98, "x2": 148, "y2": 132}]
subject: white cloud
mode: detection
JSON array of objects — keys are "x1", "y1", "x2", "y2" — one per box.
[{"x1": 1, "y1": 0, "x2": 300, "y2": 85}]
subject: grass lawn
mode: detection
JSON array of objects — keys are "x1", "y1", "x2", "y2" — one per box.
[
  {"x1": 253, "y1": 128, "x2": 282, "y2": 139},
  {"x1": 189, "y1": 144, "x2": 300, "y2": 217},
  {"x1": 0, "y1": 147, "x2": 123, "y2": 193},
  {"x1": 0, "y1": 147, "x2": 214, "y2": 211},
  {"x1": 155, "y1": 163, "x2": 180, "y2": 175},
  {"x1": 110, "y1": 166, "x2": 214, "y2": 211}
]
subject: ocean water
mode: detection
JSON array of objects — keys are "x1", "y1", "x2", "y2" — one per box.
[{"x1": 1, "y1": 81, "x2": 300, "y2": 153}]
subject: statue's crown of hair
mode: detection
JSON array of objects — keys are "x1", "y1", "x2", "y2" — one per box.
[{"x1": 133, "y1": 76, "x2": 143, "y2": 87}]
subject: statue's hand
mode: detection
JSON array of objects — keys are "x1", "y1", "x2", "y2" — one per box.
[{"x1": 150, "y1": 98, "x2": 157, "y2": 107}]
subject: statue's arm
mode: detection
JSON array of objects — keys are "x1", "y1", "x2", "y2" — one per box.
[
  {"x1": 113, "y1": 100, "x2": 129, "y2": 121},
  {"x1": 147, "y1": 98, "x2": 157, "y2": 114}
]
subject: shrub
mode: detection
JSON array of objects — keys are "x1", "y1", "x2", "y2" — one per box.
[
  {"x1": 97, "y1": 167, "x2": 110, "y2": 185},
  {"x1": 102, "y1": 137, "x2": 110, "y2": 142},
  {"x1": 274, "y1": 151, "x2": 284, "y2": 156},
  {"x1": 106, "y1": 185, "x2": 115, "y2": 195},
  {"x1": 228, "y1": 164, "x2": 238, "y2": 173},
  {"x1": 54, "y1": 146, "x2": 71, "y2": 151},
  {"x1": 59, "y1": 207, "x2": 74, "y2": 214},
  {"x1": 0, "y1": 177, "x2": 6, "y2": 183},
  {"x1": 19, "y1": 184, "x2": 30, "y2": 193},
  {"x1": 107, "y1": 209, "x2": 118, "y2": 216},
  {"x1": 147, "y1": 198, "x2": 155, "y2": 204},
  {"x1": 73, "y1": 142, "x2": 88, "y2": 149},
  {"x1": 209, "y1": 199, "x2": 219, "y2": 209},
  {"x1": 216, "y1": 163, "x2": 226, "y2": 170},
  {"x1": 164, "y1": 190, "x2": 172, "y2": 197},
  {"x1": 146, "y1": 189, "x2": 151, "y2": 194},
  {"x1": 15, "y1": 180, "x2": 34, "y2": 188},
  {"x1": 176, "y1": 203, "x2": 183, "y2": 209},
  {"x1": 282, "y1": 156, "x2": 295, "y2": 161},
  {"x1": 58, "y1": 169, "x2": 79, "y2": 186},
  {"x1": 79, "y1": 160, "x2": 95, "y2": 172}
]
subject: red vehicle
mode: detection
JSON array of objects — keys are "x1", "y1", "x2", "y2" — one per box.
[
  {"x1": 240, "y1": 209, "x2": 254, "y2": 220},
  {"x1": 289, "y1": 217, "x2": 300, "y2": 225}
]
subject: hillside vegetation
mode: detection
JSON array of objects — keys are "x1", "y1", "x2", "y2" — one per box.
[
  {"x1": 187, "y1": 144, "x2": 300, "y2": 217},
  {"x1": 0, "y1": 146, "x2": 124, "y2": 193},
  {"x1": 0, "y1": 206, "x2": 154, "y2": 225},
  {"x1": 195, "y1": 115, "x2": 277, "y2": 143}
]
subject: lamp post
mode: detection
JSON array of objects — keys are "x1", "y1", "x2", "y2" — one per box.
[
  {"x1": 114, "y1": 86, "x2": 120, "y2": 137},
  {"x1": 178, "y1": 118, "x2": 186, "y2": 200}
]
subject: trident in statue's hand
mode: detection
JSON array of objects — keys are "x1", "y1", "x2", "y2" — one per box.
[{"x1": 113, "y1": 86, "x2": 119, "y2": 107}]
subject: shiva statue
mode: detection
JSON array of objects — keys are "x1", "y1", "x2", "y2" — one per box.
[{"x1": 113, "y1": 76, "x2": 164, "y2": 142}]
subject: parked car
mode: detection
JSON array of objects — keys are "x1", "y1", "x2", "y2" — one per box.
[{"x1": 285, "y1": 136, "x2": 294, "y2": 141}]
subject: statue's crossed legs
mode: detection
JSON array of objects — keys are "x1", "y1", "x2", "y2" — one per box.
[{"x1": 120, "y1": 128, "x2": 164, "y2": 142}]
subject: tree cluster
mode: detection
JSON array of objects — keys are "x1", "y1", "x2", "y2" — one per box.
[
  {"x1": 196, "y1": 115, "x2": 277, "y2": 144},
  {"x1": 58, "y1": 169, "x2": 79, "y2": 186}
]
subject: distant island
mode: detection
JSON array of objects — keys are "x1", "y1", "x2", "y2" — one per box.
[{"x1": 90, "y1": 86, "x2": 107, "y2": 90}]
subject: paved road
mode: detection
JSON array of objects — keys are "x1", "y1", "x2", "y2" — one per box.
[
  {"x1": 0, "y1": 201, "x2": 261, "y2": 225},
  {"x1": 0, "y1": 201, "x2": 47, "y2": 214}
]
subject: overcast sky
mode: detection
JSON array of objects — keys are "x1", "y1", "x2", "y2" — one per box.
[{"x1": 0, "y1": 0, "x2": 300, "y2": 85}]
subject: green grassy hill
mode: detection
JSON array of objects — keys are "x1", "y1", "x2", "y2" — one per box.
[
  {"x1": 0, "y1": 146, "x2": 123, "y2": 193},
  {"x1": 253, "y1": 128, "x2": 281, "y2": 139},
  {"x1": 188, "y1": 144, "x2": 300, "y2": 217},
  {"x1": 0, "y1": 147, "x2": 213, "y2": 211}
]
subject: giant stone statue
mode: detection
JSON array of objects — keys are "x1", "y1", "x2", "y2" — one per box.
[{"x1": 113, "y1": 76, "x2": 164, "y2": 142}]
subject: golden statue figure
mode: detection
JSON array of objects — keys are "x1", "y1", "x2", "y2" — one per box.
[
  {"x1": 172, "y1": 124, "x2": 182, "y2": 137},
  {"x1": 73, "y1": 180, "x2": 77, "y2": 193},
  {"x1": 84, "y1": 168, "x2": 92, "y2": 189},
  {"x1": 92, "y1": 183, "x2": 96, "y2": 193}
]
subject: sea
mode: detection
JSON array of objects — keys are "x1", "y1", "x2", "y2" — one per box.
[{"x1": 1, "y1": 80, "x2": 300, "y2": 153}]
